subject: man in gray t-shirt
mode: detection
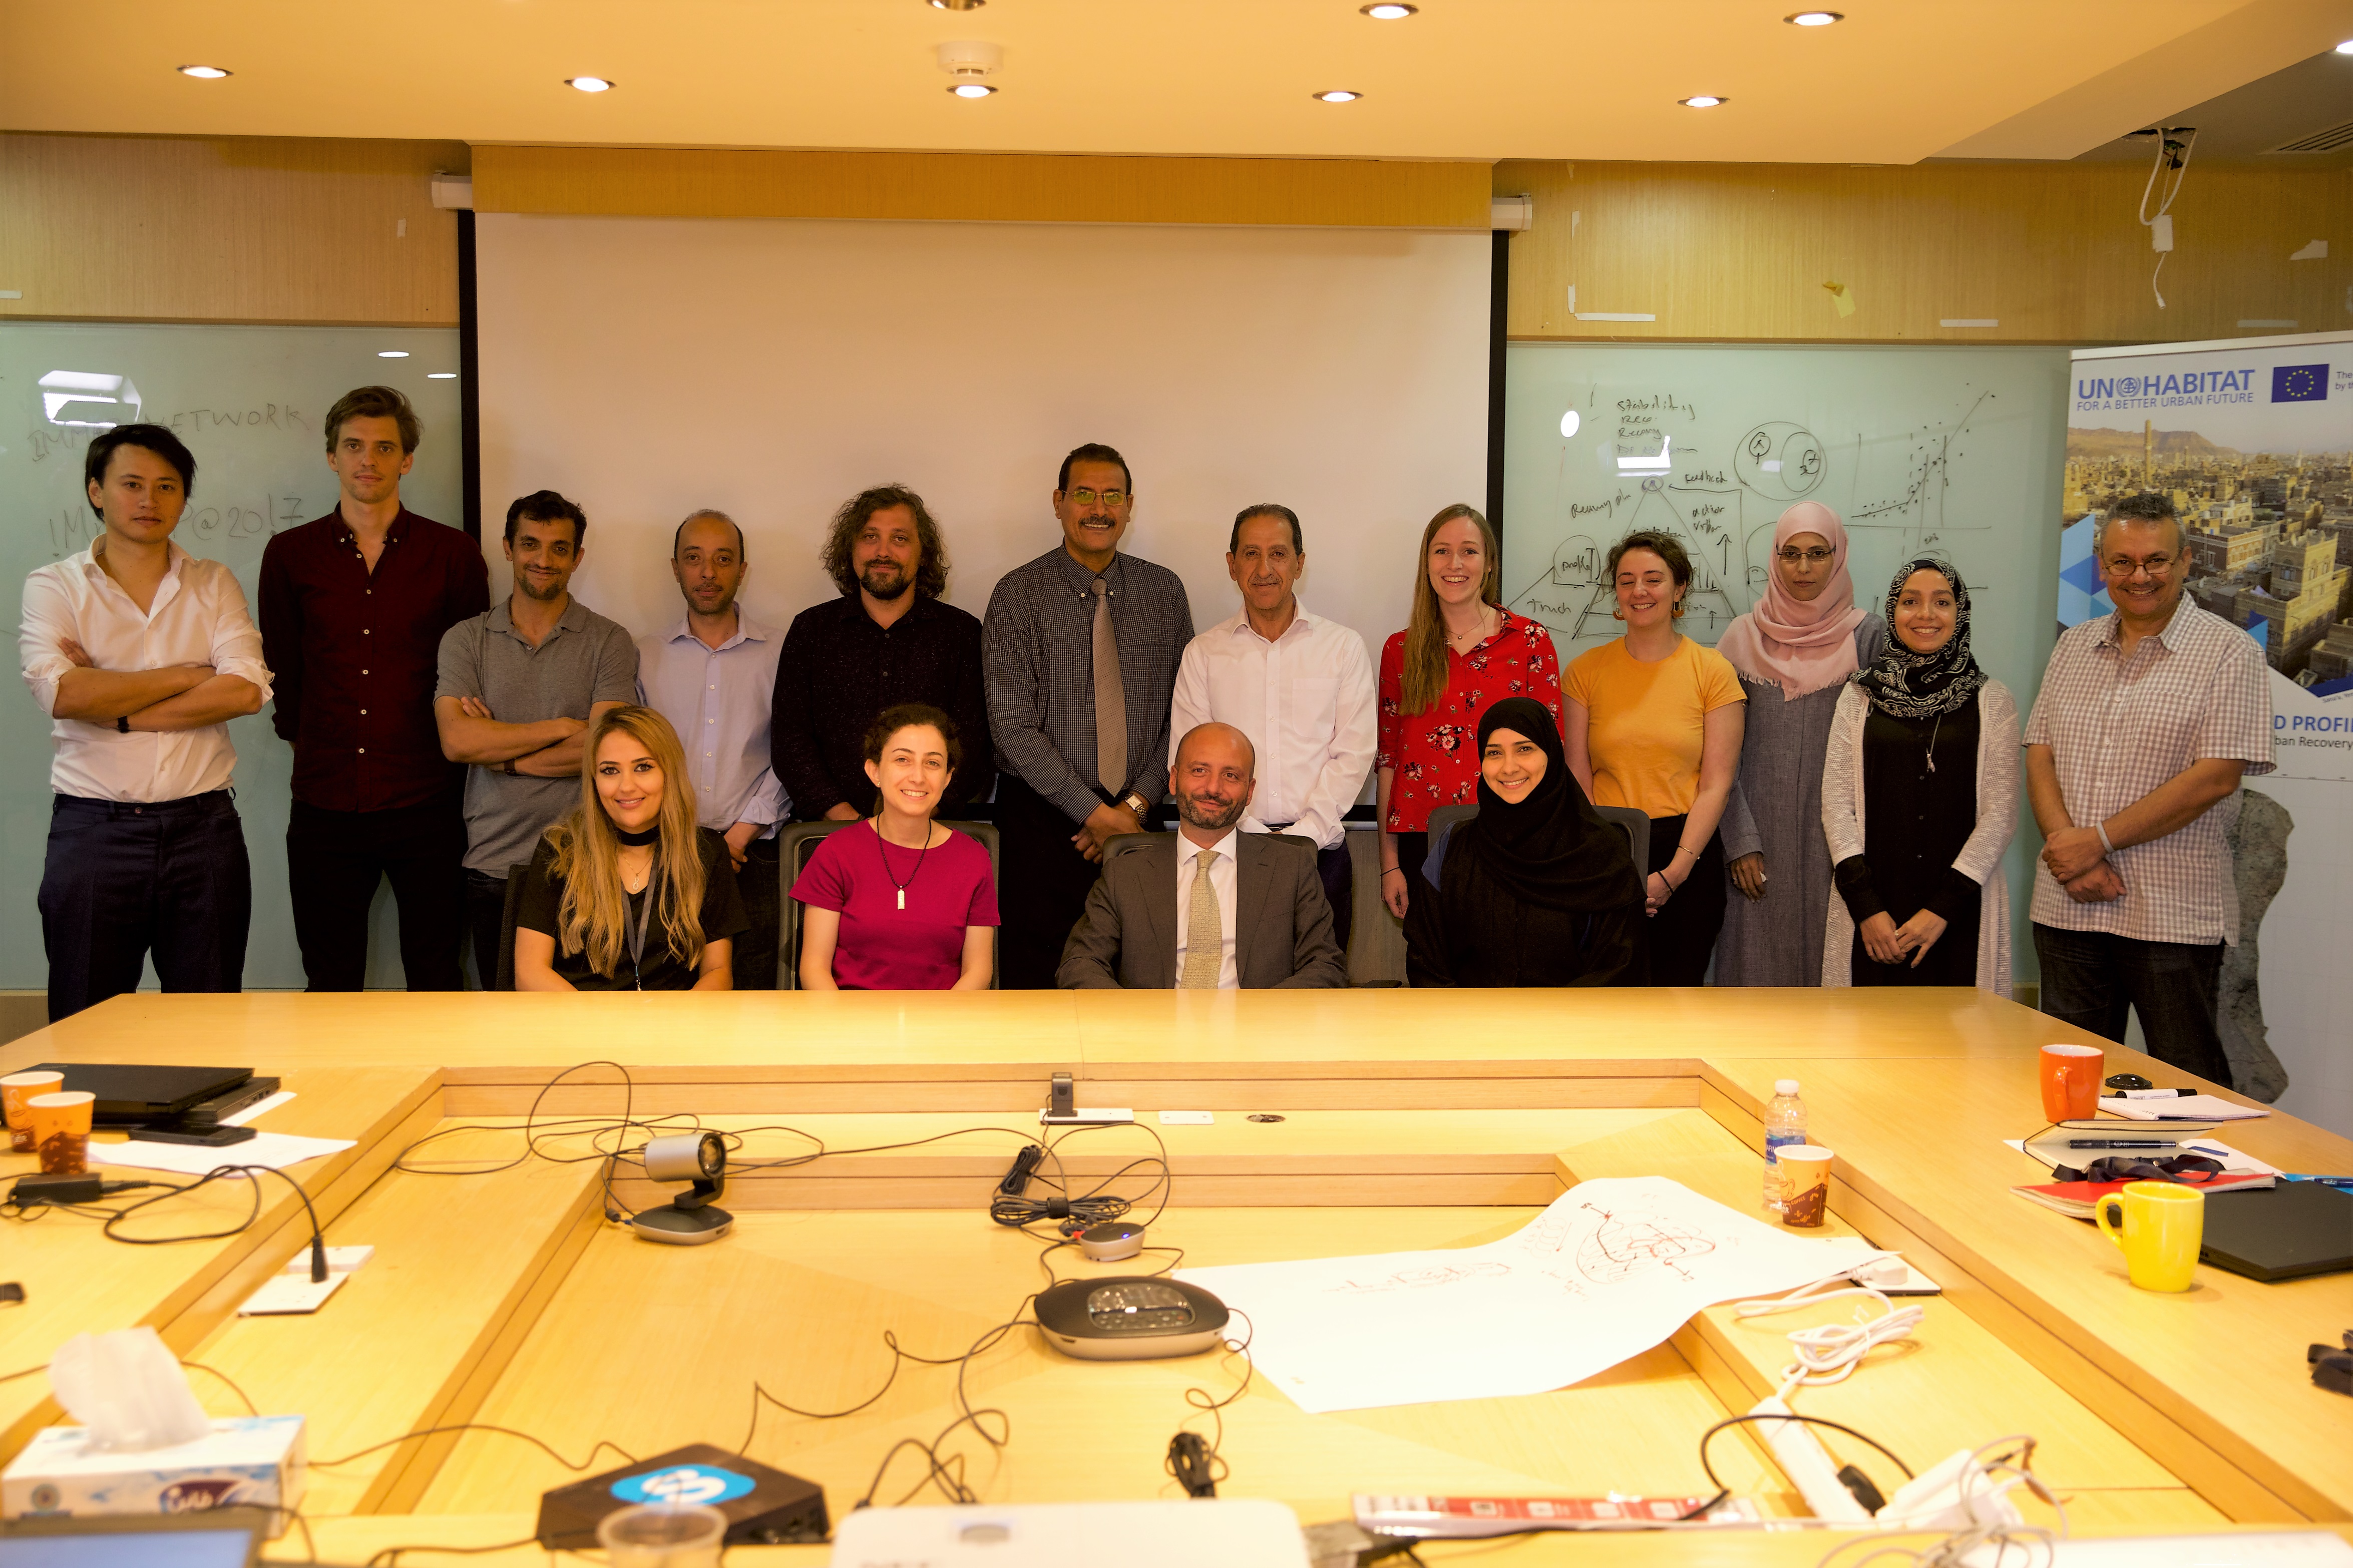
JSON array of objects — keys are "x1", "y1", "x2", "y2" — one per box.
[{"x1": 434, "y1": 491, "x2": 638, "y2": 987}]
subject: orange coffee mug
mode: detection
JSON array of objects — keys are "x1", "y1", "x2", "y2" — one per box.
[
  {"x1": 2, "y1": 1070, "x2": 64, "y2": 1154},
  {"x1": 2040, "y1": 1043, "x2": 2103, "y2": 1122}
]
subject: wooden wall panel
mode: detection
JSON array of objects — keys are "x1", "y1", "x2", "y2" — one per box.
[
  {"x1": 471, "y1": 144, "x2": 1492, "y2": 229},
  {"x1": 0, "y1": 134, "x2": 468, "y2": 326},
  {"x1": 1495, "y1": 159, "x2": 2353, "y2": 346}
]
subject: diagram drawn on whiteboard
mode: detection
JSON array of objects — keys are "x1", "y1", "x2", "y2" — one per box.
[{"x1": 1507, "y1": 386, "x2": 2003, "y2": 659}]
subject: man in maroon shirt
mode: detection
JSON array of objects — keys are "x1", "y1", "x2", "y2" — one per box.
[{"x1": 258, "y1": 386, "x2": 489, "y2": 990}]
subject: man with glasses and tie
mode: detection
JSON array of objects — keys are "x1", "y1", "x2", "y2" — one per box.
[
  {"x1": 1056, "y1": 723, "x2": 1347, "y2": 989},
  {"x1": 2024, "y1": 492, "x2": 2273, "y2": 1082},
  {"x1": 984, "y1": 444, "x2": 1194, "y2": 987}
]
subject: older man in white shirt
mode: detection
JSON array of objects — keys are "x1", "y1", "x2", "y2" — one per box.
[
  {"x1": 19, "y1": 425, "x2": 271, "y2": 1021},
  {"x1": 636, "y1": 509, "x2": 788, "y2": 987},
  {"x1": 1170, "y1": 504, "x2": 1377, "y2": 958}
]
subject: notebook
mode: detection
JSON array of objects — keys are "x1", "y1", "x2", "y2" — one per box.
[{"x1": 2011, "y1": 1171, "x2": 2275, "y2": 1221}]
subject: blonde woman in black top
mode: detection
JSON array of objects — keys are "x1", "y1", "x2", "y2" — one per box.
[{"x1": 514, "y1": 705, "x2": 746, "y2": 990}]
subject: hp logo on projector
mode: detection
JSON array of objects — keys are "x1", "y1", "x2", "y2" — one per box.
[{"x1": 610, "y1": 1464, "x2": 757, "y2": 1507}]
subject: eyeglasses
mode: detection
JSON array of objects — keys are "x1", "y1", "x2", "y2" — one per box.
[
  {"x1": 1066, "y1": 488, "x2": 1128, "y2": 508},
  {"x1": 1775, "y1": 547, "x2": 1835, "y2": 565},
  {"x1": 2103, "y1": 554, "x2": 2176, "y2": 578}
]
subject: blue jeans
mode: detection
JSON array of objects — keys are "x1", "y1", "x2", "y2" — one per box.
[
  {"x1": 2031, "y1": 923, "x2": 2228, "y2": 1085},
  {"x1": 40, "y1": 790, "x2": 251, "y2": 1021}
]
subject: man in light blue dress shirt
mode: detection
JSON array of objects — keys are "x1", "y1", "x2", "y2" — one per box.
[{"x1": 636, "y1": 509, "x2": 788, "y2": 987}]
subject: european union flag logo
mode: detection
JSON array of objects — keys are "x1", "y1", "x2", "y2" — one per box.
[{"x1": 2271, "y1": 363, "x2": 2328, "y2": 403}]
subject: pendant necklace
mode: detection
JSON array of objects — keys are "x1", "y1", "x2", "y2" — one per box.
[{"x1": 876, "y1": 820, "x2": 932, "y2": 911}]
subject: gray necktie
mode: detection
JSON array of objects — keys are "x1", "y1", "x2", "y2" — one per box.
[
  {"x1": 1092, "y1": 575, "x2": 1127, "y2": 795},
  {"x1": 1180, "y1": 849, "x2": 1222, "y2": 990}
]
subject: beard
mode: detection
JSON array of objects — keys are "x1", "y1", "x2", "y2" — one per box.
[
  {"x1": 1178, "y1": 789, "x2": 1247, "y2": 833},
  {"x1": 859, "y1": 561, "x2": 912, "y2": 601},
  {"x1": 516, "y1": 571, "x2": 567, "y2": 602}
]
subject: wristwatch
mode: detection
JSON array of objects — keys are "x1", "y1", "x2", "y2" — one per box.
[
  {"x1": 1119, "y1": 791, "x2": 1151, "y2": 819},
  {"x1": 503, "y1": 758, "x2": 520, "y2": 776},
  {"x1": 116, "y1": 715, "x2": 130, "y2": 734}
]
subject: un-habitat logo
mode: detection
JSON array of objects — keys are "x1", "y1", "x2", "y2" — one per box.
[{"x1": 611, "y1": 1463, "x2": 757, "y2": 1507}]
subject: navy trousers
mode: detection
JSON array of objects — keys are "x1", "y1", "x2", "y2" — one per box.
[
  {"x1": 2032, "y1": 923, "x2": 2230, "y2": 1085},
  {"x1": 40, "y1": 790, "x2": 251, "y2": 1022}
]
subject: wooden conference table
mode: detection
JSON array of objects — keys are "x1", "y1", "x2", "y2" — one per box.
[{"x1": 2, "y1": 988, "x2": 2348, "y2": 1566}]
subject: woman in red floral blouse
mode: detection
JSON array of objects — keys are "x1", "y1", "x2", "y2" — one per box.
[{"x1": 1377, "y1": 503, "x2": 1564, "y2": 918}]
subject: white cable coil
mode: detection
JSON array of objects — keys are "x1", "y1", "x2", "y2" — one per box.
[{"x1": 1732, "y1": 1274, "x2": 1925, "y2": 1398}]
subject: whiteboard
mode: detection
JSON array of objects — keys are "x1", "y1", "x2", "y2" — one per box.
[
  {"x1": 475, "y1": 214, "x2": 1491, "y2": 668},
  {"x1": 1, "y1": 323, "x2": 464, "y2": 992},
  {"x1": 1500, "y1": 342, "x2": 2069, "y2": 978}
]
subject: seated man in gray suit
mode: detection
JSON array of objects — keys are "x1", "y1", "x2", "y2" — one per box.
[{"x1": 1058, "y1": 722, "x2": 1349, "y2": 989}]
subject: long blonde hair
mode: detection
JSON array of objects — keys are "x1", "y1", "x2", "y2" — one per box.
[
  {"x1": 1400, "y1": 503, "x2": 1500, "y2": 715},
  {"x1": 545, "y1": 706, "x2": 709, "y2": 978}
]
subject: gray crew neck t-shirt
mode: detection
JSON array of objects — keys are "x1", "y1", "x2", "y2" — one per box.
[{"x1": 435, "y1": 597, "x2": 640, "y2": 876}]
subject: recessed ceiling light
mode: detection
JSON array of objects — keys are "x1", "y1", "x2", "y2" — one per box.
[
  {"x1": 566, "y1": 76, "x2": 614, "y2": 93},
  {"x1": 949, "y1": 82, "x2": 997, "y2": 97},
  {"x1": 177, "y1": 65, "x2": 232, "y2": 79},
  {"x1": 2338, "y1": 38, "x2": 2353, "y2": 53},
  {"x1": 377, "y1": 350, "x2": 410, "y2": 358},
  {"x1": 1785, "y1": 10, "x2": 1843, "y2": 23},
  {"x1": 930, "y1": 0, "x2": 985, "y2": 8},
  {"x1": 1679, "y1": 95, "x2": 1728, "y2": 108},
  {"x1": 427, "y1": 372, "x2": 458, "y2": 379},
  {"x1": 1313, "y1": 89, "x2": 1365, "y2": 103},
  {"x1": 1361, "y1": 4, "x2": 1417, "y2": 17}
]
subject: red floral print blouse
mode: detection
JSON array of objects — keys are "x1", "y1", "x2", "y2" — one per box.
[{"x1": 1376, "y1": 610, "x2": 1565, "y2": 833}]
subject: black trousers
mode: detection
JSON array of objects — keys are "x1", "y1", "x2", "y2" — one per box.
[
  {"x1": 40, "y1": 790, "x2": 250, "y2": 1022},
  {"x1": 732, "y1": 837, "x2": 782, "y2": 991},
  {"x1": 466, "y1": 869, "x2": 510, "y2": 991},
  {"x1": 1645, "y1": 814, "x2": 1727, "y2": 987},
  {"x1": 995, "y1": 775, "x2": 1110, "y2": 989},
  {"x1": 286, "y1": 795, "x2": 467, "y2": 992},
  {"x1": 2033, "y1": 923, "x2": 2230, "y2": 1084}
]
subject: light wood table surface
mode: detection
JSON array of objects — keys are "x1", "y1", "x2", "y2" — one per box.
[{"x1": 1, "y1": 987, "x2": 2346, "y2": 1567}]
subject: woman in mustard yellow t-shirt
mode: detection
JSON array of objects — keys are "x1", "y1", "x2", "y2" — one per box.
[{"x1": 1564, "y1": 531, "x2": 1747, "y2": 986}]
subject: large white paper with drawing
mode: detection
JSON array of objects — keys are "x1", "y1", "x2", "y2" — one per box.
[{"x1": 1179, "y1": 1177, "x2": 1890, "y2": 1414}]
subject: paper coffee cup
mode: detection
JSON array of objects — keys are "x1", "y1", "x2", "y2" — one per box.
[
  {"x1": 1777, "y1": 1144, "x2": 1836, "y2": 1228},
  {"x1": 3, "y1": 1071, "x2": 64, "y2": 1154},
  {"x1": 28, "y1": 1090, "x2": 95, "y2": 1177}
]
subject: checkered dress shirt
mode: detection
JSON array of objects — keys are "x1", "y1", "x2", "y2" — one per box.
[
  {"x1": 2022, "y1": 598, "x2": 2273, "y2": 945},
  {"x1": 983, "y1": 546, "x2": 1195, "y2": 826}
]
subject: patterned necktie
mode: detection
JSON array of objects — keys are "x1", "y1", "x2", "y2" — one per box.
[
  {"x1": 1180, "y1": 849, "x2": 1222, "y2": 990},
  {"x1": 1092, "y1": 575, "x2": 1127, "y2": 795}
]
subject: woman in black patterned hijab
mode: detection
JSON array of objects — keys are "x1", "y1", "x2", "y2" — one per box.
[{"x1": 1817, "y1": 558, "x2": 2021, "y2": 991}]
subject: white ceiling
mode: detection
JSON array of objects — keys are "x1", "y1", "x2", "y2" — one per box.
[{"x1": 5, "y1": 0, "x2": 2349, "y2": 166}]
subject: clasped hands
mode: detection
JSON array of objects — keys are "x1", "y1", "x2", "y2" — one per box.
[
  {"x1": 1071, "y1": 802, "x2": 1142, "y2": 864},
  {"x1": 2041, "y1": 824, "x2": 2126, "y2": 904},
  {"x1": 1858, "y1": 908, "x2": 1948, "y2": 967}
]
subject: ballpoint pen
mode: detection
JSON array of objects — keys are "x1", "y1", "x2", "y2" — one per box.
[
  {"x1": 2280, "y1": 1174, "x2": 2353, "y2": 1189},
  {"x1": 2065, "y1": 1139, "x2": 2174, "y2": 1149}
]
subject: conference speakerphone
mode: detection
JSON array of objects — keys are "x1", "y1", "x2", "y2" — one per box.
[{"x1": 534, "y1": 1445, "x2": 826, "y2": 1549}]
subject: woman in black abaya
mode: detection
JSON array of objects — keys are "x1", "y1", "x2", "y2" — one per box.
[{"x1": 1406, "y1": 696, "x2": 1648, "y2": 987}]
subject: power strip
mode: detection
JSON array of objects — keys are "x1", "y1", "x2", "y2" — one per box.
[{"x1": 1746, "y1": 1396, "x2": 1872, "y2": 1522}]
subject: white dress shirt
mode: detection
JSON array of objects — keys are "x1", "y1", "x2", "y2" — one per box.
[
  {"x1": 635, "y1": 613, "x2": 787, "y2": 836},
  {"x1": 1171, "y1": 826, "x2": 1240, "y2": 990},
  {"x1": 19, "y1": 540, "x2": 273, "y2": 802},
  {"x1": 1169, "y1": 602, "x2": 1376, "y2": 851}
]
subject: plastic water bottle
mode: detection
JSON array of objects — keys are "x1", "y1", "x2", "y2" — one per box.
[{"x1": 1762, "y1": 1079, "x2": 1807, "y2": 1215}]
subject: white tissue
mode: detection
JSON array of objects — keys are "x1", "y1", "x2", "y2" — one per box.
[{"x1": 48, "y1": 1328, "x2": 213, "y2": 1452}]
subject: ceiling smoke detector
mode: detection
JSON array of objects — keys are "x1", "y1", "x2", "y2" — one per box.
[{"x1": 937, "y1": 39, "x2": 1003, "y2": 90}]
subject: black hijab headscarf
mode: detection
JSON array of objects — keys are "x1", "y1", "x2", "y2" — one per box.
[
  {"x1": 1457, "y1": 697, "x2": 1643, "y2": 914},
  {"x1": 1852, "y1": 557, "x2": 1988, "y2": 719}
]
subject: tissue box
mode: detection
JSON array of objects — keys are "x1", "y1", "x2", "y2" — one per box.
[{"x1": 2, "y1": 1415, "x2": 306, "y2": 1535}]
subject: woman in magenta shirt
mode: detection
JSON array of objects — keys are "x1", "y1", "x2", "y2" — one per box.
[{"x1": 792, "y1": 704, "x2": 997, "y2": 989}]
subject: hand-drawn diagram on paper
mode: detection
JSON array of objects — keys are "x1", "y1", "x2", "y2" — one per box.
[{"x1": 1178, "y1": 1177, "x2": 1889, "y2": 1414}]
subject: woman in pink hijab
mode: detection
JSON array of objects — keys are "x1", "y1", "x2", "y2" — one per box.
[{"x1": 1712, "y1": 501, "x2": 1887, "y2": 986}]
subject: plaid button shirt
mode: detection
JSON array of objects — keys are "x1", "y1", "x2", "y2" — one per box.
[{"x1": 2022, "y1": 597, "x2": 2273, "y2": 945}]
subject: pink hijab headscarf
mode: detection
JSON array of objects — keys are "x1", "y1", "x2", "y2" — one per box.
[{"x1": 1716, "y1": 501, "x2": 1869, "y2": 700}]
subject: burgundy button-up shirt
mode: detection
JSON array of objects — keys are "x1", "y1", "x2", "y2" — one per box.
[{"x1": 258, "y1": 508, "x2": 489, "y2": 813}]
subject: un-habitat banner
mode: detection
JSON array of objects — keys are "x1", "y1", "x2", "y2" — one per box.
[{"x1": 2066, "y1": 332, "x2": 2352, "y2": 1138}]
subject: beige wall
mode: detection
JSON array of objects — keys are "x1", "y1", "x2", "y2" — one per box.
[
  {"x1": 1496, "y1": 158, "x2": 2353, "y2": 346},
  {"x1": 0, "y1": 134, "x2": 468, "y2": 326}
]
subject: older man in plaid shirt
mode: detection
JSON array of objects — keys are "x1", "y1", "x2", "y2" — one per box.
[{"x1": 2023, "y1": 492, "x2": 2274, "y2": 1083}]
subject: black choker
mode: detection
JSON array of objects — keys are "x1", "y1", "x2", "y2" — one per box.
[{"x1": 613, "y1": 825, "x2": 660, "y2": 847}]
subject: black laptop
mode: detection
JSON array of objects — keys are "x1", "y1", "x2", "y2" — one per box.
[
  {"x1": 29, "y1": 1063, "x2": 252, "y2": 1126},
  {"x1": 2199, "y1": 1181, "x2": 2353, "y2": 1283}
]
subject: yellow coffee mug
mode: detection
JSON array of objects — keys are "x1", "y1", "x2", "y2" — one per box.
[{"x1": 2094, "y1": 1180, "x2": 2203, "y2": 1292}]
